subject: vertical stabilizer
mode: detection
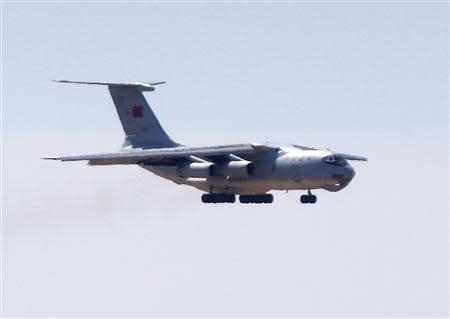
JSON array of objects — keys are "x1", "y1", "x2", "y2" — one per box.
[{"x1": 54, "y1": 80, "x2": 178, "y2": 149}]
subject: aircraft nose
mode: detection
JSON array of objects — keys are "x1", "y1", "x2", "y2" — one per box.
[
  {"x1": 346, "y1": 165, "x2": 355, "y2": 179},
  {"x1": 331, "y1": 165, "x2": 355, "y2": 188}
]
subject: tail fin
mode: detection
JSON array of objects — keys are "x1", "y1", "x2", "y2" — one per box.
[{"x1": 54, "y1": 80, "x2": 178, "y2": 149}]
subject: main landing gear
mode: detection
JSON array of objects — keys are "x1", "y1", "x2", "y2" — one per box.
[
  {"x1": 201, "y1": 193, "x2": 236, "y2": 203},
  {"x1": 239, "y1": 194, "x2": 273, "y2": 204},
  {"x1": 201, "y1": 193, "x2": 274, "y2": 204},
  {"x1": 300, "y1": 190, "x2": 317, "y2": 204}
]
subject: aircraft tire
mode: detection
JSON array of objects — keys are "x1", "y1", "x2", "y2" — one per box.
[
  {"x1": 239, "y1": 194, "x2": 273, "y2": 204},
  {"x1": 202, "y1": 194, "x2": 235, "y2": 203},
  {"x1": 300, "y1": 195, "x2": 308, "y2": 204},
  {"x1": 300, "y1": 194, "x2": 317, "y2": 204},
  {"x1": 264, "y1": 194, "x2": 274, "y2": 203},
  {"x1": 202, "y1": 194, "x2": 212, "y2": 203}
]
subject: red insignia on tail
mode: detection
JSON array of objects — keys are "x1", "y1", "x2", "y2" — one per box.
[{"x1": 132, "y1": 105, "x2": 143, "y2": 118}]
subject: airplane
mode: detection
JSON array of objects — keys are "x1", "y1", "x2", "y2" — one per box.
[{"x1": 44, "y1": 80, "x2": 367, "y2": 204}]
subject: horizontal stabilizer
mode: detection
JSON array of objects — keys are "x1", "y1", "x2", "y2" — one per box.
[{"x1": 53, "y1": 79, "x2": 165, "y2": 91}]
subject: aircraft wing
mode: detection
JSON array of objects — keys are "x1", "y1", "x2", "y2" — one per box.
[{"x1": 43, "y1": 144, "x2": 273, "y2": 165}]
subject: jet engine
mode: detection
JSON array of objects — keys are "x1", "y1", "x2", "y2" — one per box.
[
  {"x1": 177, "y1": 162, "x2": 218, "y2": 178},
  {"x1": 219, "y1": 160, "x2": 256, "y2": 177}
]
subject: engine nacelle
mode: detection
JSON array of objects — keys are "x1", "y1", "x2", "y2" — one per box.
[
  {"x1": 177, "y1": 162, "x2": 218, "y2": 178},
  {"x1": 219, "y1": 160, "x2": 256, "y2": 177}
]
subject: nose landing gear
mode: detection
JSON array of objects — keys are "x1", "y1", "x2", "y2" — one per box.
[{"x1": 300, "y1": 190, "x2": 317, "y2": 204}]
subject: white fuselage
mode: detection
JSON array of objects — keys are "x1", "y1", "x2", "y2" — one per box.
[{"x1": 141, "y1": 145, "x2": 355, "y2": 195}]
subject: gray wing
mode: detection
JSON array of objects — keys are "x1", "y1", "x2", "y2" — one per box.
[{"x1": 43, "y1": 144, "x2": 273, "y2": 165}]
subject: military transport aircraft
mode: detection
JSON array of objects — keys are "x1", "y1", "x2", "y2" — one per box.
[{"x1": 44, "y1": 80, "x2": 367, "y2": 204}]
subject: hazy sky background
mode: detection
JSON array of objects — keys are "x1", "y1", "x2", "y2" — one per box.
[{"x1": 2, "y1": 2, "x2": 448, "y2": 317}]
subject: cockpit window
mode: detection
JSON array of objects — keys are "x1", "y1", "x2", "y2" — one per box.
[{"x1": 323, "y1": 155, "x2": 348, "y2": 166}]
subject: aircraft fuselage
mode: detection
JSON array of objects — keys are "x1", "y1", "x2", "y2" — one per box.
[{"x1": 143, "y1": 145, "x2": 356, "y2": 195}]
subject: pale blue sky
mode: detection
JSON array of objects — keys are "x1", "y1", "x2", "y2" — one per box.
[{"x1": 2, "y1": 2, "x2": 449, "y2": 317}]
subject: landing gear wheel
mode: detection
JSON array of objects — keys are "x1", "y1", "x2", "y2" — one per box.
[
  {"x1": 300, "y1": 195, "x2": 309, "y2": 204},
  {"x1": 239, "y1": 194, "x2": 273, "y2": 204},
  {"x1": 201, "y1": 194, "x2": 214, "y2": 203},
  {"x1": 300, "y1": 192, "x2": 317, "y2": 204},
  {"x1": 264, "y1": 194, "x2": 274, "y2": 204},
  {"x1": 202, "y1": 194, "x2": 236, "y2": 204}
]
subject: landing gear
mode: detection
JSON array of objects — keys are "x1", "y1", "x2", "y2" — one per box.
[
  {"x1": 239, "y1": 194, "x2": 273, "y2": 204},
  {"x1": 300, "y1": 190, "x2": 317, "y2": 204},
  {"x1": 201, "y1": 193, "x2": 236, "y2": 203}
]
